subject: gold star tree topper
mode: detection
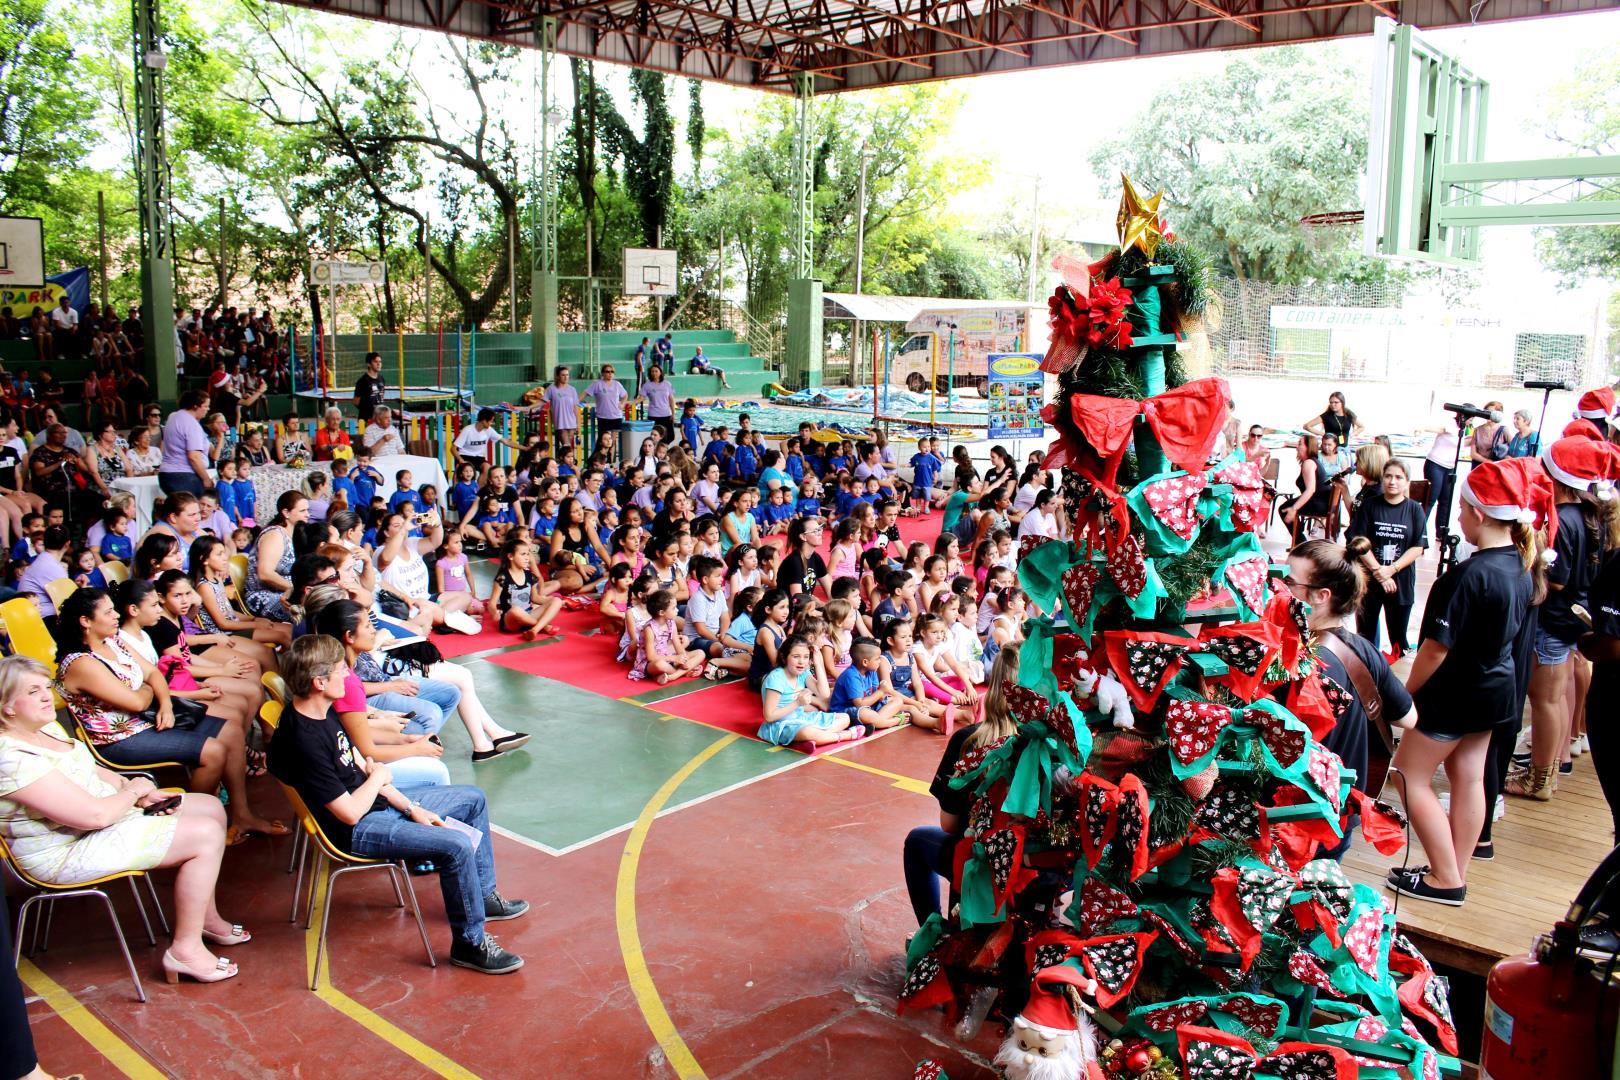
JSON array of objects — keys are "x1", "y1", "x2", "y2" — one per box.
[{"x1": 1115, "y1": 173, "x2": 1166, "y2": 259}]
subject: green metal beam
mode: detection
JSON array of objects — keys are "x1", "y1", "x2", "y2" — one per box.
[
  {"x1": 530, "y1": 16, "x2": 558, "y2": 378},
  {"x1": 792, "y1": 72, "x2": 814, "y2": 280},
  {"x1": 132, "y1": 0, "x2": 178, "y2": 403}
]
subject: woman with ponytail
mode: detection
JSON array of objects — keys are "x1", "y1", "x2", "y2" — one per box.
[
  {"x1": 1506, "y1": 436, "x2": 1620, "y2": 801},
  {"x1": 1286, "y1": 542, "x2": 1416, "y2": 860},
  {"x1": 1386, "y1": 458, "x2": 1541, "y2": 906}
]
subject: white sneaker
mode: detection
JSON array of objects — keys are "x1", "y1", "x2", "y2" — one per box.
[
  {"x1": 1513, "y1": 727, "x2": 1534, "y2": 756},
  {"x1": 1496, "y1": 795, "x2": 1506, "y2": 821},
  {"x1": 442, "y1": 610, "x2": 483, "y2": 636},
  {"x1": 1572, "y1": 735, "x2": 1590, "y2": 756}
]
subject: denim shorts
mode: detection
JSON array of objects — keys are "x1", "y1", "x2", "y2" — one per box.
[
  {"x1": 96, "y1": 712, "x2": 227, "y2": 767},
  {"x1": 1534, "y1": 626, "x2": 1574, "y2": 667}
]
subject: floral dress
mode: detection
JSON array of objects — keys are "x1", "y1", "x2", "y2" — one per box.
[
  {"x1": 629, "y1": 616, "x2": 679, "y2": 680},
  {"x1": 57, "y1": 641, "x2": 150, "y2": 748},
  {"x1": 245, "y1": 524, "x2": 295, "y2": 621},
  {"x1": 0, "y1": 722, "x2": 178, "y2": 884}
]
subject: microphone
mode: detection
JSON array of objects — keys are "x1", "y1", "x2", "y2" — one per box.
[
  {"x1": 1523, "y1": 379, "x2": 1571, "y2": 391},
  {"x1": 1444, "y1": 402, "x2": 1503, "y2": 423}
]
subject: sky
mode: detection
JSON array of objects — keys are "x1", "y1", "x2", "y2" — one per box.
[{"x1": 694, "y1": 9, "x2": 1620, "y2": 327}]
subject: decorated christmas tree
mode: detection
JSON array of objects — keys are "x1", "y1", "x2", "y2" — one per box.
[{"x1": 903, "y1": 178, "x2": 1460, "y2": 1080}]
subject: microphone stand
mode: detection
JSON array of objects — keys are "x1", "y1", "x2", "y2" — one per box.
[
  {"x1": 1438, "y1": 416, "x2": 1467, "y2": 575},
  {"x1": 1532, "y1": 384, "x2": 1557, "y2": 456}
]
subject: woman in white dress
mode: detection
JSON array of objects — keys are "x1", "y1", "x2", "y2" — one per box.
[{"x1": 0, "y1": 656, "x2": 248, "y2": 984}]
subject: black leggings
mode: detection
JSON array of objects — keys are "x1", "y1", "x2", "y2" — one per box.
[
  {"x1": 1, "y1": 889, "x2": 38, "y2": 1080},
  {"x1": 1357, "y1": 588, "x2": 1413, "y2": 654}
]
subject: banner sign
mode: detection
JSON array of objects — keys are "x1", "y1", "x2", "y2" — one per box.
[{"x1": 987, "y1": 352, "x2": 1046, "y2": 439}]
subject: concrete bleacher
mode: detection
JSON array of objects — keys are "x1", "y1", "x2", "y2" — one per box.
[{"x1": 0, "y1": 326, "x2": 777, "y2": 424}]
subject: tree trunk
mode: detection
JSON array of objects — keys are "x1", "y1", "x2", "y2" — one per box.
[{"x1": 376, "y1": 214, "x2": 397, "y2": 331}]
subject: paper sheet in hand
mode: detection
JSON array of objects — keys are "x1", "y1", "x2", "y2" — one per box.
[{"x1": 440, "y1": 816, "x2": 483, "y2": 849}]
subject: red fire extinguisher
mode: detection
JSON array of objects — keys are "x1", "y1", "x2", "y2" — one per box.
[{"x1": 1481, "y1": 846, "x2": 1620, "y2": 1078}]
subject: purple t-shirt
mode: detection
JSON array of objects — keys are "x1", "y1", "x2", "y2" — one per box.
[
  {"x1": 542, "y1": 384, "x2": 581, "y2": 430},
  {"x1": 642, "y1": 380, "x2": 675, "y2": 419},
  {"x1": 159, "y1": 410, "x2": 208, "y2": 474},
  {"x1": 584, "y1": 379, "x2": 628, "y2": 421}
]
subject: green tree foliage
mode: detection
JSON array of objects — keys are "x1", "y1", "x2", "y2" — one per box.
[
  {"x1": 1091, "y1": 48, "x2": 1389, "y2": 285},
  {"x1": 1535, "y1": 50, "x2": 1620, "y2": 285}
]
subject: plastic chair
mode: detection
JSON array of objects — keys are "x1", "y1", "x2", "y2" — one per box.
[
  {"x1": 0, "y1": 596, "x2": 58, "y2": 675},
  {"x1": 63, "y1": 709, "x2": 190, "y2": 777},
  {"x1": 100, "y1": 560, "x2": 129, "y2": 584},
  {"x1": 0, "y1": 832, "x2": 169, "y2": 1003},
  {"x1": 44, "y1": 577, "x2": 77, "y2": 613},
  {"x1": 261, "y1": 671, "x2": 287, "y2": 706},
  {"x1": 228, "y1": 555, "x2": 250, "y2": 601}
]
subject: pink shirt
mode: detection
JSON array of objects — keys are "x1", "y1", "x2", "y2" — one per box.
[{"x1": 335, "y1": 671, "x2": 368, "y2": 714}]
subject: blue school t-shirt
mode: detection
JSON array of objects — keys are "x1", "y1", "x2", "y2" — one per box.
[
  {"x1": 530, "y1": 511, "x2": 557, "y2": 538},
  {"x1": 733, "y1": 445, "x2": 759, "y2": 478},
  {"x1": 785, "y1": 455, "x2": 806, "y2": 484},
  {"x1": 352, "y1": 466, "x2": 383, "y2": 507},
  {"x1": 830, "y1": 666, "x2": 880, "y2": 712},
  {"x1": 388, "y1": 488, "x2": 418, "y2": 512},
  {"x1": 681, "y1": 416, "x2": 702, "y2": 448},
  {"x1": 911, "y1": 452, "x2": 942, "y2": 491},
  {"x1": 834, "y1": 489, "x2": 860, "y2": 519},
  {"x1": 100, "y1": 533, "x2": 134, "y2": 562},
  {"x1": 216, "y1": 482, "x2": 239, "y2": 521},
  {"x1": 331, "y1": 475, "x2": 358, "y2": 508},
  {"x1": 767, "y1": 501, "x2": 795, "y2": 524},
  {"x1": 475, "y1": 506, "x2": 517, "y2": 528},
  {"x1": 795, "y1": 496, "x2": 822, "y2": 518},
  {"x1": 450, "y1": 481, "x2": 480, "y2": 517},
  {"x1": 231, "y1": 477, "x2": 257, "y2": 518}
]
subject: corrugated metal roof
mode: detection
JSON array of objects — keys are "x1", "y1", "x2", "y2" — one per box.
[{"x1": 822, "y1": 292, "x2": 1029, "y2": 322}]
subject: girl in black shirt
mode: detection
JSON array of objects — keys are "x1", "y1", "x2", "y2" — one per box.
[
  {"x1": 1387, "y1": 458, "x2": 1542, "y2": 906},
  {"x1": 1347, "y1": 459, "x2": 1429, "y2": 658}
]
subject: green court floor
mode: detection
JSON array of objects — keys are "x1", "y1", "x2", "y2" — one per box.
[{"x1": 435, "y1": 658, "x2": 794, "y2": 854}]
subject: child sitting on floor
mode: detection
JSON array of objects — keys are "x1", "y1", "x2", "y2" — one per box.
[
  {"x1": 491, "y1": 536, "x2": 562, "y2": 641},
  {"x1": 829, "y1": 639, "x2": 907, "y2": 731},
  {"x1": 686, "y1": 555, "x2": 750, "y2": 680},
  {"x1": 758, "y1": 634, "x2": 865, "y2": 747},
  {"x1": 434, "y1": 532, "x2": 486, "y2": 622},
  {"x1": 911, "y1": 613, "x2": 981, "y2": 728},
  {"x1": 631, "y1": 589, "x2": 705, "y2": 684},
  {"x1": 818, "y1": 598, "x2": 857, "y2": 681},
  {"x1": 617, "y1": 574, "x2": 656, "y2": 663},
  {"x1": 878, "y1": 617, "x2": 944, "y2": 733},
  {"x1": 599, "y1": 562, "x2": 635, "y2": 637}
]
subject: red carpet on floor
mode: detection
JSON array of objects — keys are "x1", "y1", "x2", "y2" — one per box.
[
  {"x1": 484, "y1": 625, "x2": 709, "y2": 698},
  {"x1": 432, "y1": 602, "x2": 613, "y2": 658},
  {"x1": 655, "y1": 678, "x2": 894, "y2": 756}
]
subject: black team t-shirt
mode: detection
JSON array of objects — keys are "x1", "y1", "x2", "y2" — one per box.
[
  {"x1": 268, "y1": 705, "x2": 386, "y2": 852},
  {"x1": 1347, "y1": 496, "x2": 1429, "y2": 606},
  {"x1": 929, "y1": 722, "x2": 982, "y2": 818},
  {"x1": 1540, "y1": 502, "x2": 1594, "y2": 645},
  {"x1": 354, "y1": 372, "x2": 387, "y2": 419},
  {"x1": 1413, "y1": 546, "x2": 1532, "y2": 734},
  {"x1": 1314, "y1": 628, "x2": 1413, "y2": 792},
  {"x1": 778, "y1": 549, "x2": 827, "y2": 596}
]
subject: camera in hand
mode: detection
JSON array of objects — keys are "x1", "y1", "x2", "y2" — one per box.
[{"x1": 1443, "y1": 402, "x2": 1503, "y2": 424}]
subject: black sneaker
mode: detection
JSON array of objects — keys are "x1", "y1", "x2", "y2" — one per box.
[
  {"x1": 1472, "y1": 842, "x2": 1495, "y2": 861},
  {"x1": 1560, "y1": 761, "x2": 1574, "y2": 775},
  {"x1": 484, "y1": 891, "x2": 529, "y2": 921},
  {"x1": 472, "y1": 748, "x2": 502, "y2": 763},
  {"x1": 1386, "y1": 870, "x2": 1466, "y2": 906},
  {"x1": 491, "y1": 733, "x2": 531, "y2": 754},
  {"x1": 450, "y1": 934, "x2": 524, "y2": 974}
]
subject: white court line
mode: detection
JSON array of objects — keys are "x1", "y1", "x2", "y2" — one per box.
[{"x1": 488, "y1": 722, "x2": 909, "y2": 858}]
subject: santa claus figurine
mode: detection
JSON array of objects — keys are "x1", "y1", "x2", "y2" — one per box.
[{"x1": 993, "y1": 964, "x2": 1105, "y2": 1080}]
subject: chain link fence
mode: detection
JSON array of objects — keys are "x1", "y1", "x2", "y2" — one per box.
[{"x1": 1202, "y1": 279, "x2": 1602, "y2": 389}]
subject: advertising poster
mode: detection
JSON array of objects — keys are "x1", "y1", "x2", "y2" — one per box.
[{"x1": 987, "y1": 353, "x2": 1046, "y2": 440}]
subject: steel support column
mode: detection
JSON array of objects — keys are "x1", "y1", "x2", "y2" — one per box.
[
  {"x1": 530, "y1": 16, "x2": 560, "y2": 379},
  {"x1": 785, "y1": 73, "x2": 822, "y2": 388},
  {"x1": 133, "y1": 0, "x2": 178, "y2": 402}
]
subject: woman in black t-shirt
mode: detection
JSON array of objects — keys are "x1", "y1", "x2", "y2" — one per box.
[
  {"x1": 1508, "y1": 436, "x2": 1620, "y2": 800},
  {"x1": 901, "y1": 643, "x2": 1020, "y2": 926},
  {"x1": 1303, "y1": 390, "x2": 1362, "y2": 445},
  {"x1": 778, "y1": 516, "x2": 828, "y2": 598},
  {"x1": 1387, "y1": 459, "x2": 1540, "y2": 907},
  {"x1": 1347, "y1": 459, "x2": 1429, "y2": 659}
]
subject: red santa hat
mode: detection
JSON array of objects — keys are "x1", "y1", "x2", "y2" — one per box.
[
  {"x1": 1543, "y1": 435, "x2": 1620, "y2": 500},
  {"x1": 1458, "y1": 457, "x2": 1556, "y2": 542},
  {"x1": 1575, "y1": 387, "x2": 1616, "y2": 422},
  {"x1": 1563, "y1": 418, "x2": 1608, "y2": 441},
  {"x1": 1022, "y1": 964, "x2": 1095, "y2": 1032}
]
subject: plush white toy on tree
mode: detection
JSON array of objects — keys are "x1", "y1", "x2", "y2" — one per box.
[{"x1": 994, "y1": 964, "x2": 1105, "y2": 1080}]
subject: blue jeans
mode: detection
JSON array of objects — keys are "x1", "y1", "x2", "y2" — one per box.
[
  {"x1": 368, "y1": 677, "x2": 461, "y2": 736},
  {"x1": 903, "y1": 826, "x2": 958, "y2": 926},
  {"x1": 349, "y1": 783, "x2": 497, "y2": 945},
  {"x1": 158, "y1": 471, "x2": 206, "y2": 497},
  {"x1": 1423, "y1": 459, "x2": 1456, "y2": 545}
]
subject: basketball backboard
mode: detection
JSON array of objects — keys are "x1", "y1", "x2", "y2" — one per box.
[
  {"x1": 1364, "y1": 18, "x2": 1488, "y2": 268},
  {"x1": 623, "y1": 247, "x2": 678, "y2": 297},
  {"x1": 0, "y1": 217, "x2": 46, "y2": 289}
]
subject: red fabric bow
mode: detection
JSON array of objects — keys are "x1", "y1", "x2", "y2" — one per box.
[
  {"x1": 1040, "y1": 277, "x2": 1136, "y2": 375},
  {"x1": 1197, "y1": 620, "x2": 1282, "y2": 703},
  {"x1": 1102, "y1": 629, "x2": 1194, "y2": 711},
  {"x1": 1212, "y1": 457, "x2": 1269, "y2": 532},
  {"x1": 1045, "y1": 377, "x2": 1231, "y2": 488}
]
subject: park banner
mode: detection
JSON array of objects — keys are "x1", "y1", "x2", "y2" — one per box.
[
  {"x1": 986, "y1": 352, "x2": 1046, "y2": 440},
  {"x1": 0, "y1": 266, "x2": 88, "y2": 316}
]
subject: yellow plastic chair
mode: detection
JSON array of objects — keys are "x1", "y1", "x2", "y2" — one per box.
[
  {"x1": 44, "y1": 577, "x2": 77, "y2": 614},
  {"x1": 0, "y1": 832, "x2": 169, "y2": 1003},
  {"x1": 0, "y1": 596, "x2": 58, "y2": 675},
  {"x1": 261, "y1": 702, "x2": 433, "y2": 984},
  {"x1": 261, "y1": 671, "x2": 287, "y2": 707},
  {"x1": 100, "y1": 560, "x2": 129, "y2": 584},
  {"x1": 228, "y1": 555, "x2": 250, "y2": 601}
]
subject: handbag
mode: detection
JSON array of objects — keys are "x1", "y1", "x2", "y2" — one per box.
[
  {"x1": 377, "y1": 590, "x2": 412, "y2": 620},
  {"x1": 137, "y1": 695, "x2": 211, "y2": 729},
  {"x1": 1318, "y1": 628, "x2": 1395, "y2": 794}
]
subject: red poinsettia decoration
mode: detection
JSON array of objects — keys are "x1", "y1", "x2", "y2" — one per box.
[{"x1": 1041, "y1": 278, "x2": 1135, "y2": 374}]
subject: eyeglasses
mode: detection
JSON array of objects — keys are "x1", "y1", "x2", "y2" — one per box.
[{"x1": 1280, "y1": 574, "x2": 1319, "y2": 592}]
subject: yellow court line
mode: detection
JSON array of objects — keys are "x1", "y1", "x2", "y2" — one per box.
[
  {"x1": 817, "y1": 754, "x2": 933, "y2": 796},
  {"x1": 617, "y1": 732, "x2": 739, "y2": 1080},
  {"x1": 303, "y1": 869, "x2": 481, "y2": 1080},
  {"x1": 16, "y1": 958, "x2": 166, "y2": 1080}
]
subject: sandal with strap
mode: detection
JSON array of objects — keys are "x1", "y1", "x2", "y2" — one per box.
[
  {"x1": 1505, "y1": 764, "x2": 1557, "y2": 801},
  {"x1": 162, "y1": 949, "x2": 239, "y2": 984},
  {"x1": 202, "y1": 924, "x2": 252, "y2": 947}
]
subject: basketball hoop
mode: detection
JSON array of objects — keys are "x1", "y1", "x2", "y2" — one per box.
[{"x1": 1299, "y1": 210, "x2": 1364, "y2": 254}]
